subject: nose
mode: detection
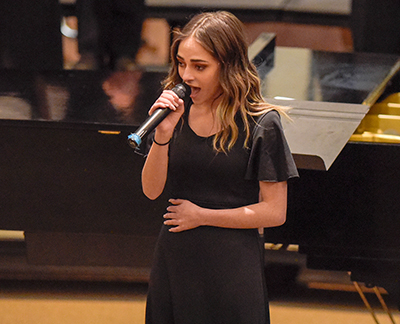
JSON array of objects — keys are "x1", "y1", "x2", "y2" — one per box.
[{"x1": 180, "y1": 66, "x2": 194, "y2": 83}]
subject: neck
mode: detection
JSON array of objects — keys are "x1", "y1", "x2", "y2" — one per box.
[{"x1": 189, "y1": 104, "x2": 221, "y2": 137}]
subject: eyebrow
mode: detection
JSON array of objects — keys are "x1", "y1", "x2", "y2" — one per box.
[{"x1": 176, "y1": 54, "x2": 208, "y2": 63}]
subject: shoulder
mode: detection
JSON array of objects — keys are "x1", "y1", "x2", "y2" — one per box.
[{"x1": 253, "y1": 109, "x2": 282, "y2": 132}]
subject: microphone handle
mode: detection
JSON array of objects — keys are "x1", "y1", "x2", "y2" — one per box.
[{"x1": 127, "y1": 108, "x2": 170, "y2": 148}]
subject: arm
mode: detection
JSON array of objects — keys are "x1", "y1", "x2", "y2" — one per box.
[
  {"x1": 141, "y1": 90, "x2": 185, "y2": 200},
  {"x1": 163, "y1": 180, "x2": 288, "y2": 232},
  {"x1": 141, "y1": 137, "x2": 170, "y2": 200}
]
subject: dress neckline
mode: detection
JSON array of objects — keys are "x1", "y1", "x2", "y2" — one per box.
[
  {"x1": 186, "y1": 122, "x2": 216, "y2": 139},
  {"x1": 185, "y1": 104, "x2": 218, "y2": 139}
]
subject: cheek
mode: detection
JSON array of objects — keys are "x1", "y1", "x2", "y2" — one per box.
[
  {"x1": 207, "y1": 73, "x2": 221, "y2": 92},
  {"x1": 210, "y1": 67, "x2": 221, "y2": 86},
  {"x1": 178, "y1": 66, "x2": 186, "y2": 79}
]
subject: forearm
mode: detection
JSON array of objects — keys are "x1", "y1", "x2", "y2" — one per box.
[
  {"x1": 141, "y1": 136, "x2": 170, "y2": 200},
  {"x1": 200, "y1": 200, "x2": 287, "y2": 229},
  {"x1": 202, "y1": 181, "x2": 287, "y2": 229},
  {"x1": 165, "y1": 181, "x2": 288, "y2": 232}
]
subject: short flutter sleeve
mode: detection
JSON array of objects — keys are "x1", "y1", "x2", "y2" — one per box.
[{"x1": 245, "y1": 110, "x2": 299, "y2": 182}]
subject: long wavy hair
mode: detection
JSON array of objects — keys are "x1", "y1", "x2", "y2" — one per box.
[{"x1": 163, "y1": 11, "x2": 284, "y2": 152}]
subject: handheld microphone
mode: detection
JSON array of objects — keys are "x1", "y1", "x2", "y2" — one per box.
[{"x1": 127, "y1": 83, "x2": 190, "y2": 148}]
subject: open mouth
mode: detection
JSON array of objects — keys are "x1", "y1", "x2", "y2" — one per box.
[{"x1": 190, "y1": 86, "x2": 200, "y2": 98}]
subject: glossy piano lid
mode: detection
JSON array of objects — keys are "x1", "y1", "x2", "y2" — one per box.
[
  {"x1": 259, "y1": 47, "x2": 400, "y2": 170},
  {"x1": 260, "y1": 47, "x2": 400, "y2": 105},
  {"x1": 0, "y1": 68, "x2": 168, "y2": 129}
]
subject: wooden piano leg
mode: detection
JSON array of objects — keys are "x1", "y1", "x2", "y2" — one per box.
[
  {"x1": 353, "y1": 281, "x2": 397, "y2": 324},
  {"x1": 373, "y1": 286, "x2": 397, "y2": 324},
  {"x1": 353, "y1": 282, "x2": 380, "y2": 324}
]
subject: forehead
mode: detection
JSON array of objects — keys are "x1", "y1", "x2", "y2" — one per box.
[{"x1": 177, "y1": 36, "x2": 215, "y2": 61}]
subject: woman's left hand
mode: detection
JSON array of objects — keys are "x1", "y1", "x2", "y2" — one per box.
[{"x1": 163, "y1": 199, "x2": 203, "y2": 232}]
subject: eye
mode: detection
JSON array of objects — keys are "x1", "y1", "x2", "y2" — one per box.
[{"x1": 195, "y1": 64, "x2": 206, "y2": 71}]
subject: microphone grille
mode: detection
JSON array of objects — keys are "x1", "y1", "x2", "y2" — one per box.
[{"x1": 172, "y1": 83, "x2": 191, "y2": 99}]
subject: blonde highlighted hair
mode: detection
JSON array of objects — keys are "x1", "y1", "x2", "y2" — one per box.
[{"x1": 163, "y1": 11, "x2": 285, "y2": 152}]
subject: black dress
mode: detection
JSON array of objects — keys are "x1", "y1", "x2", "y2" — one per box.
[{"x1": 145, "y1": 108, "x2": 298, "y2": 324}]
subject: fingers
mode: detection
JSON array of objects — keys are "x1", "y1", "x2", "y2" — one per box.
[
  {"x1": 149, "y1": 91, "x2": 183, "y2": 115},
  {"x1": 168, "y1": 198, "x2": 182, "y2": 205},
  {"x1": 168, "y1": 226, "x2": 183, "y2": 233},
  {"x1": 163, "y1": 216, "x2": 184, "y2": 232},
  {"x1": 162, "y1": 199, "x2": 196, "y2": 232},
  {"x1": 163, "y1": 200, "x2": 182, "y2": 231}
]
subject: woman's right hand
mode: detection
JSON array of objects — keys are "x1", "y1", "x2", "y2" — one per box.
[{"x1": 149, "y1": 89, "x2": 185, "y2": 142}]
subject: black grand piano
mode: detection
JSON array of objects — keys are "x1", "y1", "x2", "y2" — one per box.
[
  {"x1": 262, "y1": 46, "x2": 400, "y2": 314},
  {"x1": 1, "y1": 35, "x2": 400, "y2": 315}
]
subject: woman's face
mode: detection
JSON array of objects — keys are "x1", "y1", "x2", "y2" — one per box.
[{"x1": 176, "y1": 36, "x2": 222, "y2": 107}]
